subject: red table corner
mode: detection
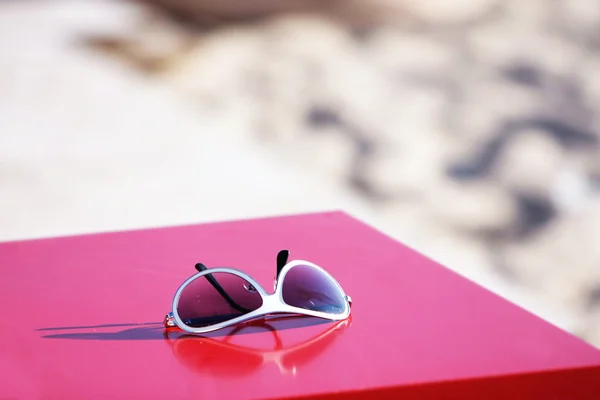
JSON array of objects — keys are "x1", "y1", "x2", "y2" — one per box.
[{"x1": 1, "y1": 211, "x2": 599, "y2": 399}]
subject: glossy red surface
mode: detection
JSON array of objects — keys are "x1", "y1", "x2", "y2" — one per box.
[{"x1": 1, "y1": 211, "x2": 599, "y2": 399}]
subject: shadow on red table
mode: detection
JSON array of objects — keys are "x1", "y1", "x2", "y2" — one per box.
[{"x1": 36, "y1": 315, "x2": 351, "y2": 377}]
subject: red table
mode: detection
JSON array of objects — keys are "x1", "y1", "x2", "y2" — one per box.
[{"x1": 1, "y1": 211, "x2": 599, "y2": 399}]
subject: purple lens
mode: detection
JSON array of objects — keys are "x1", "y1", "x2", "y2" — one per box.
[
  {"x1": 176, "y1": 272, "x2": 263, "y2": 328},
  {"x1": 281, "y1": 265, "x2": 346, "y2": 314}
]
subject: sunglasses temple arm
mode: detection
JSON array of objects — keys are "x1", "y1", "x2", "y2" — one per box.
[
  {"x1": 276, "y1": 249, "x2": 289, "y2": 279},
  {"x1": 195, "y1": 263, "x2": 253, "y2": 313}
]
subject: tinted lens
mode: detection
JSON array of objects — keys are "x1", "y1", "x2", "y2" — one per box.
[
  {"x1": 281, "y1": 265, "x2": 346, "y2": 314},
  {"x1": 176, "y1": 272, "x2": 263, "y2": 328}
]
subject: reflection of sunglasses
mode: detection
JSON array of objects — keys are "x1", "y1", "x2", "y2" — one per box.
[
  {"x1": 165, "y1": 317, "x2": 351, "y2": 376},
  {"x1": 164, "y1": 250, "x2": 352, "y2": 334}
]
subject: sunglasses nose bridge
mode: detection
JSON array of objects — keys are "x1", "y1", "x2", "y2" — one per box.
[{"x1": 261, "y1": 292, "x2": 282, "y2": 309}]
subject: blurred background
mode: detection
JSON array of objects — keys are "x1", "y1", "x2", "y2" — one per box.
[{"x1": 1, "y1": 0, "x2": 599, "y2": 348}]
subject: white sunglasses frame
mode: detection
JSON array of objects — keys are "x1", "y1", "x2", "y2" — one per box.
[{"x1": 164, "y1": 259, "x2": 352, "y2": 334}]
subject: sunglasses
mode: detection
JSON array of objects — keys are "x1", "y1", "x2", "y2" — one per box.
[{"x1": 164, "y1": 250, "x2": 352, "y2": 334}]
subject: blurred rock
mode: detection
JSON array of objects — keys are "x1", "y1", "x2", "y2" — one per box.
[
  {"x1": 504, "y1": 0, "x2": 551, "y2": 28},
  {"x1": 426, "y1": 180, "x2": 517, "y2": 232},
  {"x1": 142, "y1": 0, "x2": 335, "y2": 23},
  {"x1": 580, "y1": 56, "x2": 600, "y2": 130},
  {"x1": 141, "y1": 0, "x2": 405, "y2": 27},
  {"x1": 455, "y1": 79, "x2": 541, "y2": 142},
  {"x1": 399, "y1": 0, "x2": 500, "y2": 25},
  {"x1": 286, "y1": 129, "x2": 358, "y2": 184},
  {"x1": 502, "y1": 199, "x2": 600, "y2": 331},
  {"x1": 493, "y1": 128, "x2": 566, "y2": 197},
  {"x1": 555, "y1": 0, "x2": 600, "y2": 38},
  {"x1": 368, "y1": 31, "x2": 458, "y2": 78},
  {"x1": 469, "y1": 21, "x2": 584, "y2": 76}
]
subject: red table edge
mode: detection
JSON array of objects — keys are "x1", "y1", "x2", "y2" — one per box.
[{"x1": 269, "y1": 365, "x2": 600, "y2": 400}]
